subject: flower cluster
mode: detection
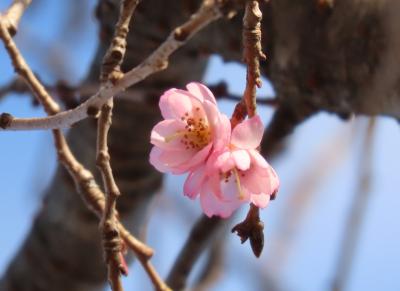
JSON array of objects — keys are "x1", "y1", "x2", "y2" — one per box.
[{"x1": 150, "y1": 82, "x2": 279, "y2": 218}]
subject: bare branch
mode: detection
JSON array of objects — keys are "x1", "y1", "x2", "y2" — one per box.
[
  {"x1": 0, "y1": 0, "x2": 223, "y2": 131},
  {"x1": 0, "y1": 21, "x2": 60, "y2": 115},
  {"x1": 242, "y1": 0, "x2": 265, "y2": 118},
  {"x1": 97, "y1": 100, "x2": 124, "y2": 291},
  {"x1": 96, "y1": 1, "x2": 141, "y2": 290},
  {"x1": 0, "y1": 8, "x2": 161, "y2": 288},
  {"x1": 1, "y1": 0, "x2": 31, "y2": 35},
  {"x1": 231, "y1": 0, "x2": 267, "y2": 256}
]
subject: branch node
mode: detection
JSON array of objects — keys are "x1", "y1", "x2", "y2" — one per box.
[
  {"x1": 0, "y1": 112, "x2": 13, "y2": 129},
  {"x1": 173, "y1": 27, "x2": 188, "y2": 42},
  {"x1": 87, "y1": 105, "x2": 100, "y2": 118}
]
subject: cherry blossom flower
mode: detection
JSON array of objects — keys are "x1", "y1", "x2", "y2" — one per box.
[
  {"x1": 150, "y1": 82, "x2": 230, "y2": 174},
  {"x1": 184, "y1": 115, "x2": 279, "y2": 218}
]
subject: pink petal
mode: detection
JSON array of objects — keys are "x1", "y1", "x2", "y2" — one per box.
[
  {"x1": 159, "y1": 89, "x2": 193, "y2": 120},
  {"x1": 213, "y1": 114, "x2": 231, "y2": 151},
  {"x1": 268, "y1": 167, "x2": 280, "y2": 193},
  {"x1": 241, "y1": 160, "x2": 279, "y2": 196},
  {"x1": 231, "y1": 115, "x2": 264, "y2": 149},
  {"x1": 219, "y1": 174, "x2": 250, "y2": 203},
  {"x1": 158, "y1": 89, "x2": 175, "y2": 119},
  {"x1": 232, "y1": 149, "x2": 251, "y2": 171},
  {"x1": 250, "y1": 193, "x2": 270, "y2": 208},
  {"x1": 202, "y1": 100, "x2": 219, "y2": 128},
  {"x1": 183, "y1": 166, "x2": 206, "y2": 199},
  {"x1": 249, "y1": 149, "x2": 270, "y2": 169},
  {"x1": 214, "y1": 150, "x2": 235, "y2": 173},
  {"x1": 178, "y1": 143, "x2": 212, "y2": 173},
  {"x1": 186, "y1": 82, "x2": 217, "y2": 104},
  {"x1": 242, "y1": 158, "x2": 275, "y2": 194},
  {"x1": 149, "y1": 147, "x2": 171, "y2": 173},
  {"x1": 200, "y1": 181, "x2": 240, "y2": 218},
  {"x1": 152, "y1": 148, "x2": 197, "y2": 174},
  {"x1": 219, "y1": 175, "x2": 240, "y2": 201},
  {"x1": 150, "y1": 119, "x2": 186, "y2": 150}
]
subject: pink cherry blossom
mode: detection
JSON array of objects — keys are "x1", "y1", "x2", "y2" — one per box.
[
  {"x1": 150, "y1": 82, "x2": 230, "y2": 174},
  {"x1": 184, "y1": 115, "x2": 279, "y2": 218}
]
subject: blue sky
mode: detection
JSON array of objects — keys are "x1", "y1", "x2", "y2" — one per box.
[{"x1": 1, "y1": 1, "x2": 400, "y2": 291}]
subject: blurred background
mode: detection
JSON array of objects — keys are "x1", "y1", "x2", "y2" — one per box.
[{"x1": 1, "y1": 1, "x2": 400, "y2": 290}]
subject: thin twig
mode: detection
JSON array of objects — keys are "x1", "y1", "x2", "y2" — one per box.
[
  {"x1": 231, "y1": 0, "x2": 267, "y2": 257},
  {"x1": 96, "y1": 1, "x2": 140, "y2": 290},
  {"x1": 97, "y1": 100, "x2": 124, "y2": 291},
  {"x1": 0, "y1": 9, "x2": 161, "y2": 288},
  {"x1": 1, "y1": 0, "x2": 31, "y2": 36},
  {"x1": 0, "y1": 23, "x2": 60, "y2": 115},
  {"x1": 0, "y1": 0, "x2": 224, "y2": 131},
  {"x1": 0, "y1": 2, "x2": 228, "y2": 289},
  {"x1": 242, "y1": 0, "x2": 265, "y2": 118},
  {"x1": 332, "y1": 118, "x2": 376, "y2": 291}
]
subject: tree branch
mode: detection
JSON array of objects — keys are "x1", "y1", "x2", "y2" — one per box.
[
  {"x1": 0, "y1": 0, "x2": 224, "y2": 131},
  {"x1": 0, "y1": 6, "x2": 164, "y2": 289},
  {"x1": 96, "y1": 1, "x2": 140, "y2": 290},
  {"x1": 1, "y1": 0, "x2": 31, "y2": 36}
]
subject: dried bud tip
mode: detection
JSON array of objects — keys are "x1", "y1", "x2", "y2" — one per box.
[
  {"x1": 232, "y1": 204, "x2": 265, "y2": 258},
  {"x1": 249, "y1": 221, "x2": 264, "y2": 258}
]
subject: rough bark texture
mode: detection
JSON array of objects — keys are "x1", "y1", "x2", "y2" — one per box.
[{"x1": 2, "y1": 0, "x2": 400, "y2": 290}]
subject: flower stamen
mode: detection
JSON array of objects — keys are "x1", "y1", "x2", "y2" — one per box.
[
  {"x1": 233, "y1": 168, "x2": 245, "y2": 200},
  {"x1": 164, "y1": 114, "x2": 211, "y2": 150}
]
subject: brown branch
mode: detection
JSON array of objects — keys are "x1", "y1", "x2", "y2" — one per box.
[
  {"x1": 231, "y1": 0, "x2": 267, "y2": 257},
  {"x1": 230, "y1": 0, "x2": 265, "y2": 128},
  {"x1": 100, "y1": 0, "x2": 139, "y2": 82},
  {"x1": 96, "y1": 1, "x2": 141, "y2": 290},
  {"x1": 1, "y1": 0, "x2": 31, "y2": 36},
  {"x1": 0, "y1": 8, "x2": 165, "y2": 290},
  {"x1": 0, "y1": 0, "x2": 224, "y2": 131},
  {"x1": 0, "y1": 22, "x2": 59, "y2": 115},
  {"x1": 97, "y1": 100, "x2": 124, "y2": 291},
  {"x1": 242, "y1": 0, "x2": 265, "y2": 118}
]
